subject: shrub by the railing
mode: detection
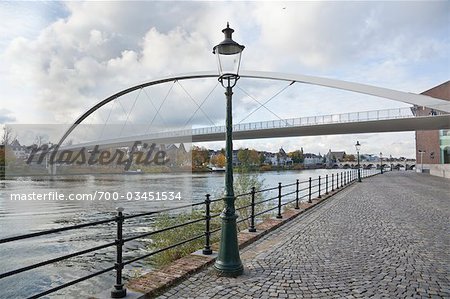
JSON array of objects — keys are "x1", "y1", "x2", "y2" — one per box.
[
  {"x1": 149, "y1": 170, "x2": 266, "y2": 266},
  {"x1": 149, "y1": 210, "x2": 220, "y2": 267},
  {"x1": 233, "y1": 169, "x2": 266, "y2": 230}
]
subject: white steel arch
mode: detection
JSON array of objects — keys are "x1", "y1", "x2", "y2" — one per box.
[
  {"x1": 57, "y1": 71, "x2": 450, "y2": 147},
  {"x1": 240, "y1": 71, "x2": 450, "y2": 112}
]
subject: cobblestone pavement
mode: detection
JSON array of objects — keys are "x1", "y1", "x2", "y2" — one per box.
[{"x1": 157, "y1": 172, "x2": 450, "y2": 298}]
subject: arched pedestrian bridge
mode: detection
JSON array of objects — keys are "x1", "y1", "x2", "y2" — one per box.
[{"x1": 55, "y1": 71, "x2": 450, "y2": 149}]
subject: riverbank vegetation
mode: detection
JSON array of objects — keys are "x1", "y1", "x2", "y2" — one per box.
[{"x1": 148, "y1": 167, "x2": 267, "y2": 267}]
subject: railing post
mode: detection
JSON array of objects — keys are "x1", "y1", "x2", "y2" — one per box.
[
  {"x1": 341, "y1": 172, "x2": 343, "y2": 188},
  {"x1": 336, "y1": 173, "x2": 339, "y2": 189},
  {"x1": 203, "y1": 194, "x2": 213, "y2": 254},
  {"x1": 318, "y1": 176, "x2": 321, "y2": 198},
  {"x1": 295, "y1": 179, "x2": 300, "y2": 209},
  {"x1": 276, "y1": 182, "x2": 283, "y2": 219},
  {"x1": 325, "y1": 174, "x2": 329, "y2": 195},
  {"x1": 331, "y1": 173, "x2": 334, "y2": 191},
  {"x1": 111, "y1": 207, "x2": 126, "y2": 298},
  {"x1": 308, "y1": 177, "x2": 312, "y2": 203},
  {"x1": 249, "y1": 187, "x2": 257, "y2": 232}
]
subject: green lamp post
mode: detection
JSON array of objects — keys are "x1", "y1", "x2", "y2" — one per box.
[
  {"x1": 356, "y1": 141, "x2": 362, "y2": 182},
  {"x1": 380, "y1": 152, "x2": 383, "y2": 174},
  {"x1": 212, "y1": 23, "x2": 245, "y2": 277}
]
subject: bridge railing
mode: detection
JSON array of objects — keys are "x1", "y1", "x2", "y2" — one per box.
[
  {"x1": 189, "y1": 107, "x2": 414, "y2": 136},
  {"x1": 0, "y1": 168, "x2": 380, "y2": 298}
]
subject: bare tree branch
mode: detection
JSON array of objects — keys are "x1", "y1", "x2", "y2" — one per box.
[{"x1": 1, "y1": 126, "x2": 16, "y2": 146}]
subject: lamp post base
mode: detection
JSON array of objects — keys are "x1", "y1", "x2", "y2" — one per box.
[
  {"x1": 213, "y1": 262, "x2": 244, "y2": 277},
  {"x1": 213, "y1": 208, "x2": 243, "y2": 277},
  {"x1": 111, "y1": 286, "x2": 126, "y2": 298}
]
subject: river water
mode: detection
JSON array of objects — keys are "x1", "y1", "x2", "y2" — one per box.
[{"x1": 0, "y1": 169, "x2": 352, "y2": 298}]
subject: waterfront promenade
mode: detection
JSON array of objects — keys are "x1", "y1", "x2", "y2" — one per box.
[{"x1": 157, "y1": 172, "x2": 449, "y2": 298}]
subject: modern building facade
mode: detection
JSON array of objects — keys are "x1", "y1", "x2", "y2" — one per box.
[{"x1": 414, "y1": 81, "x2": 450, "y2": 175}]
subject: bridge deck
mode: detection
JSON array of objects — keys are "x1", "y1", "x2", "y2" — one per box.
[
  {"x1": 57, "y1": 113, "x2": 449, "y2": 151},
  {"x1": 157, "y1": 172, "x2": 450, "y2": 298}
]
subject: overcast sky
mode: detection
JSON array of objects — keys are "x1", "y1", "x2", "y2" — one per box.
[{"x1": 1, "y1": 1, "x2": 449, "y2": 157}]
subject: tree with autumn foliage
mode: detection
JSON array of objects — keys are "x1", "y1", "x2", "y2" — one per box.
[
  {"x1": 343, "y1": 154, "x2": 356, "y2": 162},
  {"x1": 210, "y1": 153, "x2": 226, "y2": 168},
  {"x1": 237, "y1": 148, "x2": 259, "y2": 167},
  {"x1": 191, "y1": 146, "x2": 209, "y2": 168},
  {"x1": 288, "y1": 150, "x2": 304, "y2": 164}
]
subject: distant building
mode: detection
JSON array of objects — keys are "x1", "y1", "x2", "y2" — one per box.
[
  {"x1": 303, "y1": 153, "x2": 322, "y2": 167},
  {"x1": 166, "y1": 143, "x2": 188, "y2": 167},
  {"x1": 261, "y1": 147, "x2": 292, "y2": 166},
  {"x1": 277, "y1": 147, "x2": 293, "y2": 166},
  {"x1": 263, "y1": 152, "x2": 278, "y2": 166},
  {"x1": 326, "y1": 150, "x2": 345, "y2": 167},
  {"x1": 413, "y1": 81, "x2": 450, "y2": 169},
  {"x1": 232, "y1": 149, "x2": 240, "y2": 166},
  {"x1": 10, "y1": 139, "x2": 30, "y2": 159}
]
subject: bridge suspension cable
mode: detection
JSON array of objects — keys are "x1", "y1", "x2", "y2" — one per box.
[
  {"x1": 142, "y1": 88, "x2": 167, "y2": 127},
  {"x1": 98, "y1": 97, "x2": 117, "y2": 140},
  {"x1": 116, "y1": 98, "x2": 129, "y2": 118},
  {"x1": 184, "y1": 81, "x2": 220, "y2": 128},
  {"x1": 176, "y1": 80, "x2": 217, "y2": 127},
  {"x1": 119, "y1": 87, "x2": 143, "y2": 137},
  {"x1": 146, "y1": 80, "x2": 176, "y2": 133},
  {"x1": 237, "y1": 85, "x2": 289, "y2": 126},
  {"x1": 238, "y1": 81, "x2": 295, "y2": 124}
]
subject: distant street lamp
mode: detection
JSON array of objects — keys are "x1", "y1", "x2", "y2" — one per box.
[
  {"x1": 355, "y1": 141, "x2": 361, "y2": 182},
  {"x1": 418, "y1": 150, "x2": 426, "y2": 173},
  {"x1": 212, "y1": 23, "x2": 244, "y2": 277},
  {"x1": 380, "y1": 152, "x2": 383, "y2": 174}
]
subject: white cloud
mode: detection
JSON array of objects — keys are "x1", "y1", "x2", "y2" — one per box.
[{"x1": 0, "y1": 108, "x2": 16, "y2": 123}]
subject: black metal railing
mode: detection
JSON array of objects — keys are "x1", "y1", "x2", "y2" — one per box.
[{"x1": 0, "y1": 168, "x2": 380, "y2": 298}]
